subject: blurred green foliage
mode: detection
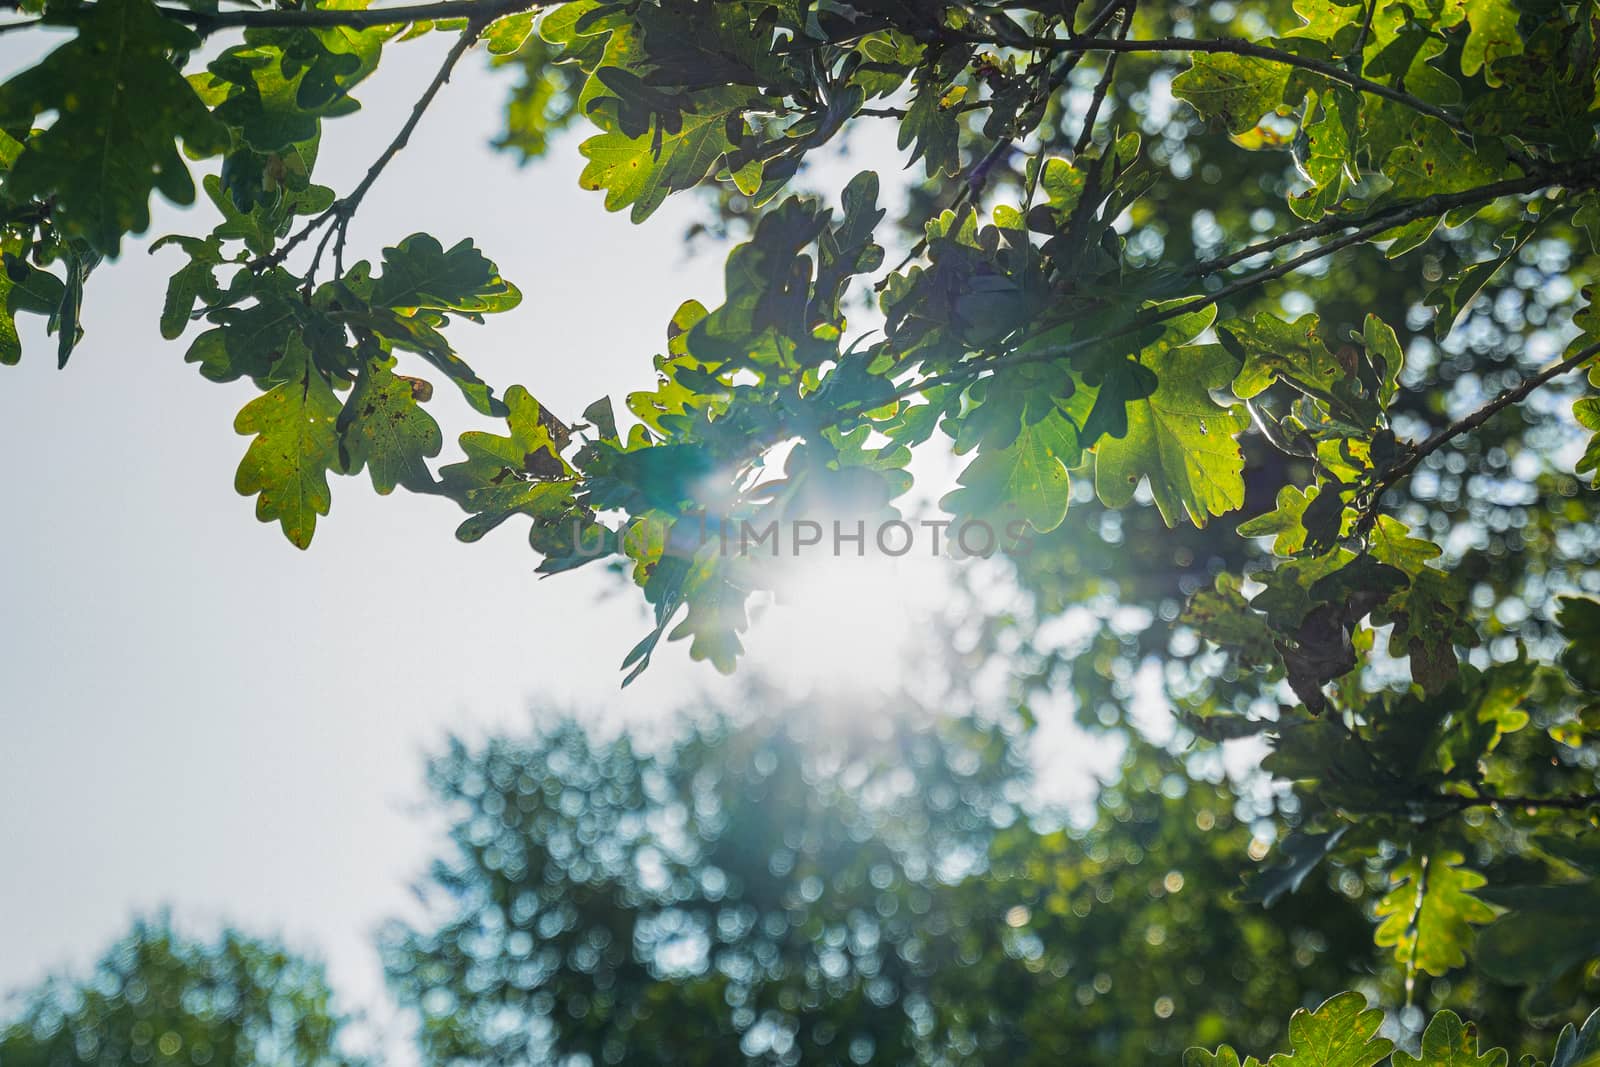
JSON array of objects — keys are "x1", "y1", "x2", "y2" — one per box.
[
  {"x1": 377, "y1": 706, "x2": 1381, "y2": 1064},
  {"x1": 0, "y1": 917, "x2": 360, "y2": 1067}
]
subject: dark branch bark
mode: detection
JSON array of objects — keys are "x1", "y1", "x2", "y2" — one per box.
[
  {"x1": 958, "y1": 32, "x2": 1469, "y2": 133},
  {"x1": 1070, "y1": 1, "x2": 1131, "y2": 157},
  {"x1": 160, "y1": 0, "x2": 543, "y2": 35},
  {"x1": 1190, "y1": 166, "x2": 1592, "y2": 278},
  {"x1": 1441, "y1": 790, "x2": 1600, "y2": 812},
  {"x1": 1355, "y1": 339, "x2": 1600, "y2": 536}
]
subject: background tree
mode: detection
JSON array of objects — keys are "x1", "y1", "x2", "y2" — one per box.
[
  {"x1": 4, "y1": 685, "x2": 1597, "y2": 1063},
  {"x1": 0, "y1": 917, "x2": 361, "y2": 1067},
  {"x1": 379, "y1": 700, "x2": 1380, "y2": 1065}
]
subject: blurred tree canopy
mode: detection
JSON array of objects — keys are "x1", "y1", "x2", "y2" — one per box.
[
  {"x1": 4, "y1": 0, "x2": 1600, "y2": 1056},
  {"x1": 0, "y1": 918, "x2": 361, "y2": 1066},
  {"x1": 3, "y1": 701, "x2": 1598, "y2": 1064},
  {"x1": 378, "y1": 706, "x2": 1380, "y2": 1064}
]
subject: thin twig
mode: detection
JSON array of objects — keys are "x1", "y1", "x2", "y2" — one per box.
[
  {"x1": 253, "y1": 23, "x2": 485, "y2": 283},
  {"x1": 332, "y1": 21, "x2": 484, "y2": 276},
  {"x1": 1070, "y1": 0, "x2": 1130, "y2": 157},
  {"x1": 1400, "y1": 851, "x2": 1428, "y2": 1009},
  {"x1": 1348, "y1": 0, "x2": 1378, "y2": 74},
  {"x1": 883, "y1": 0, "x2": 1128, "y2": 278},
  {"x1": 1355, "y1": 339, "x2": 1600, "y2": 535}
]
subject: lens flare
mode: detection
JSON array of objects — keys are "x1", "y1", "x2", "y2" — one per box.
[{"x1": 740, "y1": 551, "x2": 946, "y2": 695}]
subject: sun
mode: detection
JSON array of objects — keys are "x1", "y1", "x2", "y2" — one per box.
[{"x1": 738, "y1": 550, "x2": 948, "y2": 696}]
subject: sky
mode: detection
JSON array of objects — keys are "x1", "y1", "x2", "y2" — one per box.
[
  {"x1": 0, "y1": 28, "x2": 1109, "y2": 1057},
  {"x1": 0, "y1": 28, "x2": 733, "y2": 1045}
]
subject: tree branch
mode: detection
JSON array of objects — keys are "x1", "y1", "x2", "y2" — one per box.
[
  {"x1": 1400, "y1": 850, "x2": 1428, "y2": 1007},
  {"x1": 868, "y1": 164, "x2": 1600, "y2": 412},
  {"x1": 1348, "y1": 0, "x2": 1378, "y2": 74},
  {"x1": 1189, "y1": 167, "x2": 1587, "y2": 278},
  {"x1": 1070, "y1": 1, "x2": 1131, "y2": 157},
  {"x1": 1355, "y1": 339, "x2": 1600, "y2": 536},
  {"x1": 1440, "y1": 789, "x2": 1600, "y2": 812},
  {"x1": 159, "y1": 0, "x2": 543, "y2": 35},
  {"x1": 954, "y1": 32, "x2": 1469, "y2": 133},
  {"x1": 882, "y1": 0, "x2": 1129, "y2": 278},
  {"x1": 252, "y1": 22, "x2": 485, "y2": 280}
]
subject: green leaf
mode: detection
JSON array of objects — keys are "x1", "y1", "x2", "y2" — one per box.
[
  {"x1": 1380, "y1": 120, "x2": 1510, "y2": 256},
  {"x1": 186, "y1": 276, "x2": 314, "y2": 384},
  {"x1": 1039, "y1": 156, "x2": 1087, "y2": 217},
  {"x1": 1374, "y1": 852, "x2": 1495, "y2": 978},
  {"x1": 1468, "y1": 24, "x2": 1600, "y2": 156},
  {"x1": 1238, "y1": 484, "x2": 1345, "y2": 556},
  {"x1": 1557, "y1": 597, "x2": 1600, "y2": 691},
  {"x1": 1576, "y1": 195, "x2": 1600, "y2": 253},
  {"x1": 581, "y1": 395, "x2": 619, "y2": 442},
  {"x1": 1223, "y1": 311, "x2": 1374, "y2": 429},
  {"x1": 941, "y1": 407, "x2": 1081, "y2": 535},
  {"x1": 1362, "y1": 313, "x2": 1404, "y2": 408},
  {"x1": 1223, "y1": 312, "x2": 1343, "y2": 401},
  {"x1": 1290, "y1": 88, "x2": 1358, "y2": 219},
  {"x1": 897, "y1": 49, "x2": 967, "y2": 178},
  {"x1": 1183, "y1": 572, "x2": 1283, "y2": 670},
  {"x1": 1425, "y1": 221, "x2": 1533, "y2": 341},
  {"x1": 204, "y1": 16, "x2": 388, "y2": 156},
  {"x1": 0, "y1": 276, "x2": 19, "y2": 366},
  {"x1": 1549, "y1": 1008, "x2": 1600, "y2": 1067},
  {"x1": 1239, "y1": 826, "x2": 1348, "y2": 908},
  {"x1": 0, "y1": 257, "x2": 68, "y2": 366},
  {"x1": 233, "y1": 341, "x2": 343, "y2": 549},
  {"x1": 1363, "y1": 7, "x2": 1460, "y2": 113},
  {"x1": 1381, "y1": 566, "x2": 1472, "y2": 695},
  {"x1": 1094, "y1": 335, "x2": 1251, "y2": 528},
  {"x1": 200, "y1": 173, "x2": 286, "y2": 256},
  {"x1": 52, "y1": 244, "x2": 94, "y2": 368},
  {"x1": 1456, "y1": 0, "x2": 1523, "y2": 83},
  {"x1": 666, "y1": 545, "x2": 749, "y2": 674},
  {"x1": 338, "y1": 357, "x2": 443, "y2": 495},
  {"x1": 437, "y1": 384, "x2": 574, "y2": 542},
  {"x1": 578, "y1": 89, "x2": 747, "y2": 222},
  {"x1": 1368, "y1": 514, "x2": 1443, "y2": 576},
  {"x1": 156, "y1": 235, "x2": 224, "y2": 340},
  {"x1": 370, "y1": 234, "x2": 521, "y2": 314},
  {"x1": 1393, "y1": 1010, "x2": 1508, "y2": 1067},
  {"x1": 484, "y1": 10, "x2": 537, "y2": 55},
  {"x1": 1267, "y1": 991, "x2": 1393, "y2": 1067},
  {"x1": 1172, "y1": 51, "x2": 1292, "y2": 136},
  {"x1": 1576, "y1": 396, "x2": 1600, "y2": 482},
  {"x1": 0, "y1": 0, "x2": 226, "y2": 255},
  {"x1": 1187, "y1": 1049, "x2": 1265, "y2": 1067},
  {"x1": 1477, "y1": 878, "x2": 1600, "y2": 1018}
]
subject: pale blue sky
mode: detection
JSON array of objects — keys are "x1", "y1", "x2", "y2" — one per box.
[{"x1": 0, "y1": 30, "x2": 742, "y2": 1046}]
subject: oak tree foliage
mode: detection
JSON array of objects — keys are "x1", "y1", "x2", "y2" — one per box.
[{"x1": 5, "y1": 0, "x2": 1600, "y2": 1052}]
